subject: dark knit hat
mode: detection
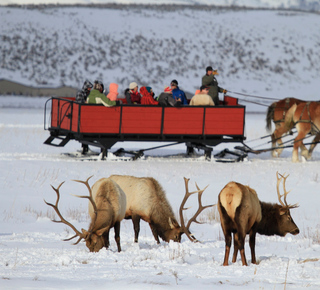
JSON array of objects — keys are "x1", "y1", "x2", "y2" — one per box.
[{"x1": 170, "y1": 79, "x2": 178, "y2": 86}]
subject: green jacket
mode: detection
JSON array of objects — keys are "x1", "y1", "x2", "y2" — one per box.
[
  {"x1": 202, "y1": 74, "x2": 224, "y2": 106},
  {"x1": 87, "y1": 89, "x2": 117, "y2": 107}
]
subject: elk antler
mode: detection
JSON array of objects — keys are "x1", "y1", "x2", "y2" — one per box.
[
  {"x1": 71, "y1": 176, "x2": 99, "y2": 233},
  {"x1": 44, "y1": 181, "x2": 86, "y2": 245},
  {"x1": 276, "y1": 172, "x2": 299, "y2": 209},
  {"x1": 179, "y1": 177, "x2": 215, "y2": 243}
]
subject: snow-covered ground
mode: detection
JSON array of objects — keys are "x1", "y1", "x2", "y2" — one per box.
[{"x1": 0, "y1": 96, "x2": 319, "y2": 289}]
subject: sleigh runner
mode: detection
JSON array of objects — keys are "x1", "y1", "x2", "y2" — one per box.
[{"x1": 44, "y1": 95, "x2": 246, "y2": 160}]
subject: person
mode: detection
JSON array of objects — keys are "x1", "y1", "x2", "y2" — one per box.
[
  {"x1": 87, "y1": 80, "x2": 120, "y2": 107},
  {"x1": 202, "y1": 66, "x2": 227, "y2": 106},
  {"x1": 124, "y1": 82, "x2": 141, "y2": 104},
  {"x1": 146, "y1": 87, "x2": 156, "y2": 99},
  {"x1": 190, "y1": 85, "x2": 215, "y2": 106},
  {"x1": 140, "y1": 86, "x2": 159, "y2": 105},
  {"x1": 106, "y1": 83, "x2": 119, "y2": 101},
  {"x1": 158, "y1": 86, "x2": 182, "y2": 107},
  {"x1": 75, "y1": 80, "x2": 93, "y2": 103},
  {"x1": 170, "y1": 80, "x2": 188, "y2": 105}
]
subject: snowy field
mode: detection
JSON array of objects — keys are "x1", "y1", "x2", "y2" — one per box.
[{"x1": 0, "y1": 96, "x2": 319, "y2": 289}]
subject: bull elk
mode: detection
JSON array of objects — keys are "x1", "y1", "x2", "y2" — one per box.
[
  {"x1": 218, "y1": 172, "x2": 299, "y2": 266},
  {"x1": 44, "y1": 176, "x2": 126, "y2": 252},
  {"x1": 109, "y1": 175, "x2": 214, "y2": 243}
]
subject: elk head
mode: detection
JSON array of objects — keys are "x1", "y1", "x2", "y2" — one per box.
[
  {"x1": 44, "y1": 176, "x2": 106, "y2": 252},
  {"x1": 179, "y1": 177, "x2": 215, "y2": 242},
  {"x1": 275, "y1": 172, "x2": 299, "y2": 236}
]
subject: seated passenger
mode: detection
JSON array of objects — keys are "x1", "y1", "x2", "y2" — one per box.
[
  {"x1": 106, "y1": 83, "x2": 119, "y2": 101},
  {"x1": 170, "y1": 79, "x2": 188, "y2": 105},
  {"x1": 140, "y1": 86, "x2": 158, "y2": 105},
  {"x1": 146, "y1": 87, "x2": 156, "y2": 99},
  {"x1": 124, "y1": 82, "x2": 141, "y2": 104},
  {"x1": 158, "y1": 86, "x2": 182, "y2": 107},
  {"x1": 189, "y1": 85, "x2": 215, "y2": 106},
  {"x1": 87, "y1": 80, "x2": 120, "y2": 107},
  {"x1": 75, "y1": 80, "x2": 93, "y2": 103}
]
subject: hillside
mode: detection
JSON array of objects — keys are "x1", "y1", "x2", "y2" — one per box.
[{"x1": 1, "y1": 6, "x2": 320, "y2": 103}]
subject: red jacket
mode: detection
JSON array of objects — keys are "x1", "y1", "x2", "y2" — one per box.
[{"x1": 140, "y1": 86, "x2": 159, "y2": 105}]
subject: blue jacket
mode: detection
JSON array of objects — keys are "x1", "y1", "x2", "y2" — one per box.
[{"x1": 172, "y1": 87, "x2": 188, "y2": 105}]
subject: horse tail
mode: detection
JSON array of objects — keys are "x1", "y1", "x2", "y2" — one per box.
[
  {"x1": 284, "y1": 103, "x2": 297, "y2": 131},
  {"x1": 266, "y1": 103, "x2": 276, "y2": 132}
]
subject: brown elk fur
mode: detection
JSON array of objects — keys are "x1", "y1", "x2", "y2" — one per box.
[
  {"x1": 218, "y1": 181, "x2": 299, "y2": 266},
  {"x1": 266, "y1": 97, "x2": 305, "y2": 157},
  {"x1": 87, "y1": 178, "x2": 126, "y2": 252},
  {"x1": 109, "y1": 175, "x2": 183, "y2": 243},
  {"x1": 285, "y1": 101, "x2": 320, "y2": 162}
]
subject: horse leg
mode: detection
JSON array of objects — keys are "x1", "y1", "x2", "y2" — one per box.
[
  {"x1": 293, "y1": 126, "x2": 307, "y2": 162},
  {"x1": 272, "y1": 123, "x2": 287, "y2": 157},
  {"x1": 307, "y1": 134, "x2": 320, "y2": 160}
]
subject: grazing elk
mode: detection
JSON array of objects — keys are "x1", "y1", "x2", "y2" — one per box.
[
  {"x1": 44, "y1": 176, "x2": 126, "y2": 252},
  {"x1": 266, "y1": 97, "x2": 305, "y2": 157},
  {"x1": 218, "y1": 172, "x2": 299, "y2": 266},
  {"x1": 109, "y1": 175, "x2": 213, "y2": 243},
  {"x1": 285, "y1": 101, "x2": 320, "y2": 162}
]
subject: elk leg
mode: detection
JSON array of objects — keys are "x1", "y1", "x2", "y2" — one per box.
[
  {"x1": 114, "y1": 221, "x2": 121, "y2": 252},
  {"x1": 102, "y1": 230, "x2": 110, "y2": 249},
  {"x1": 149, "y1": 223, "x2": 160, "y2": 244},
  {"x1": 235, "y1": 231, "x2": 247, "y2": 266},
  {"x1": 249, "y1": 229, "x2": 257, "y2": 264},
  {"x1": 132, "y1": 214, "x2": 141, "y2": 243},
  {"x1": 222, "y1": 229, "x2": 232, "y2": 266},
  {"x1": 232, "y1": 232, "x2": 239, "y2": 263}
]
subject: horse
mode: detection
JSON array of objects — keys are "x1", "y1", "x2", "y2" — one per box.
[
  {"x1": 266, "y1": 98, "x2": 305, "y2": 157},
  {"x1": 284, "y1": 101, "x2": 320, "y2": 162}
]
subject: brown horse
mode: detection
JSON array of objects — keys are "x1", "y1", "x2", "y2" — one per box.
[
  {"x1": 285, "y1": 101, "x2": 320, "y2": 162},
  {"x1": 266, "y1": 98, "x2": 305, "y2": 157}
]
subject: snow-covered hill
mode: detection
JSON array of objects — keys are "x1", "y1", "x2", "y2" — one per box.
[
  {"x1": 2, "y1": 0, "x2": 320, "y2": 11},
  {"x1": 1, "y1": 5, "x2": 320, "y2": 108}
]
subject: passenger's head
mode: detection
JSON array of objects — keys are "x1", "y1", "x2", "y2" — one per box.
[
  {"x1": 82, "y1": 80, "x2": 93, "y2": 92},
  {"x1": 146, "y1": 87, "x2": 153, "y2": 94},
  {"x1": 170, "y1": 79, "x2": 178, "y2": 89},
  {"x1": 93, "y1": 80, "x2": 104, "y2": 93},
  {"x1": 200, "y1": 85, "x2": 209, "y2": 93},
  {"x1": 164, "y1": 86, "x2": 172, "y2": 94},
  {"x1": 129, "y1": 82, "x2": 138, "y2": 92},
  {"x1": 206, "y1": 66, "x2": 219, "y2": 76}
]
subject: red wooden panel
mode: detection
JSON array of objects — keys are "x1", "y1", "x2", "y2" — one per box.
[
  {"x1": 71, "y1": 103, "x2": 79, "y2": 132},
  {"x1": 57, "y1": 100, "x2": 72, "y2": 130},
  {"x1": 205, "y1": 107, "x2": 244, "y2": 135},
  {"x1": 79, "y1": 106, "x2": 121, "y2": 134},
  {"x1": 51, "y1": 99, "x2": 59, "y2": 127},
  {"x1": 223, "y1": 95, "x2": 238, "y2": 106},
  {"x1": 121, "y1": 107, "x2": 162, "y2": 134},
  {"x1": 163, "y1": 107, "x2": 204, "y2": 134}
]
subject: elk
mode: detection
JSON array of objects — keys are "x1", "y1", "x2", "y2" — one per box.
[
  {"x1": 44, "y1": 176, "x2": 126, "y2": 252},
  {"x1": 266, "y1": 97, "x2": 305, "y2": 157},
  {"x1": 285, "y1": 101, "x2": 320, "y2": 162},
  {"x1": 109, "y1": 175, "x2": 214, "y2": 243},
  {"x1": 218, "y1": 172, "x2": 299, "y2": 266}
]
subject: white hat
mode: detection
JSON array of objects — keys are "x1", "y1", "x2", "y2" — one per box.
[{"x1": 129, "y1": 82, "x2": 138, "y2": 90}]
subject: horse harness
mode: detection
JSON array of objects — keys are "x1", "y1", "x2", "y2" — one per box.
[
  {"x1": 273, "y1": 98, "x2": 293, "y2": 125},
  {"x1": 295, "y1": 102, "x2": 320, "y2": 135}
]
